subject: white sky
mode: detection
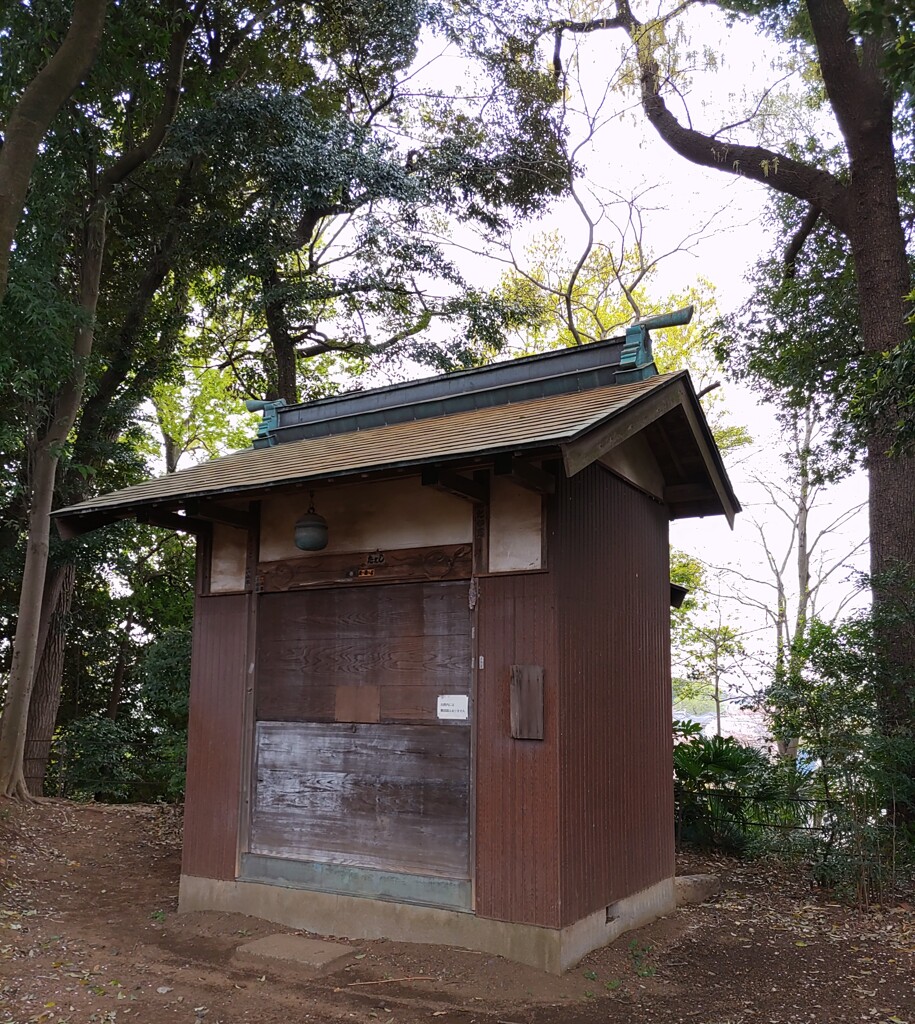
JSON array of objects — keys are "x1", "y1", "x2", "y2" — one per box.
[{"x1": 425, "y1": 7, "x2": 871, "y2": 687}]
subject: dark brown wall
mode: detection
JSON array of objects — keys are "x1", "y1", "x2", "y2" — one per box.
[
  {"x1": 554, "y1": 465, "x2": 674, "y2": 925},
  {"x1": 182, "y1": 592, "x2": 249, "y2": 880},
  {"x1": 474, "y1": 571, "x2": 562, "y2": 927}
]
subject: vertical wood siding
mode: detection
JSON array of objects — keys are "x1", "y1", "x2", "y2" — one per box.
[
  {"x1": 474, "y1": 571, "x2": 561, "y2": 927},
  {"x1": 554, "y1": 465, "x2": 674, "y2": 925},
  {"x1": 182, "y1": 593, "x2": 249, "y2": 880}
]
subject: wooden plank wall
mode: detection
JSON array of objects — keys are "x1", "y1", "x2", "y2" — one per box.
[
  {"x1": 256, "y1": 581, "x2": 471, "y2": 723},
  {"x1": 182, "y1": 592, "x2": 249, "y2": 880},
  {"x1": 474, "y1": 571, "x2": 561, "y2": 928},
  {"x1": 250, "y1": 722, "x2": 470, "y2": 877},
  {"x1": 553, "y1": 464, "x2": 674, "y2": 925},
  {"x1": 253, "y1": 580, "x2": 472, "y2": 880}
]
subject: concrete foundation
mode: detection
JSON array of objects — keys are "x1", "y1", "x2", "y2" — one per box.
[{"x1": 179, "y1": 873, "x2": 677, "y2": 974}]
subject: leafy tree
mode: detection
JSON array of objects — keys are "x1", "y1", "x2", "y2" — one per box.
[
  {"x1": 541, "y1": 0, "x2": 915, "y2": 785},
  {"x1": 499, "y1": 233, "x2": 752, "y2": 452},
  {"x1": 0, "y1": 0, "x2": 107, "y2": 300},
  {"x1": 0, "y1": 0, "x2": 573, "y2": 798},
  {"x1": 770, "y1": 607, "x2": 915, "y2": 897}
]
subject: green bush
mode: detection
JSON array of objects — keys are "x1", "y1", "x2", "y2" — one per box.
[
  {"x1": 673, "y1": 733, "x2": 780, "y2": 853},
  {"x1": 49, "y1": 716, "x2": 143, "y2": 801},
  {"x1": 769, "y1": 610, "x2": 915, "y2": 902},
  {"x1": 47, "y1": 626, "x2": 192, "y2": 803}
]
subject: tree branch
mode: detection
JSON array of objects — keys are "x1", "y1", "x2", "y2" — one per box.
[
  {"x1": 553, "y1": 5, "x2": 853, "y2": 234},
  {"x1": 0, "y1": 0, "x2": 108, "y2": 300},
  {"x1": 784, "y1": 206, "x2": 821, "y2": 280}
]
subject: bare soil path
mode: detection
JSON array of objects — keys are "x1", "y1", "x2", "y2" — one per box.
[{"x1": 1, "y1": 801, "x2": 913, "y2": 1024}]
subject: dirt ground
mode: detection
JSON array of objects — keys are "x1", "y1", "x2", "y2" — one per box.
[{"x1": 1, "y1": 802, "x2": 913, "y2": 1024}]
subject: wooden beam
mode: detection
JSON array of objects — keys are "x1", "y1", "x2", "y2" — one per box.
[
  {"x1": 137, "y1": 509, "x2": 208, "y2": 534},
  {"x1": 54, "y1": 511, "x2": 112, "y2": 539},
  {"x1": 256, "y1": 543, "x2": 473, "y2": 592},
  {"x1": 186, "y1": 500, "x2": 251, "y2": 531},
  {"x1": 560, "y1": 383, "x2": 684, "y2": 478},
  {"x1": 674, "y1": 392, "x2": 739, "y2": 528},
  {"x1": 663, "y1": 483, "x2": 716, "y2": 504},
  {"x1": 421, "y1": 466, "x2": 488, "y2": 504},
  {"x1": 493, "y1": 455, "x2": 556, "y2": 494}
]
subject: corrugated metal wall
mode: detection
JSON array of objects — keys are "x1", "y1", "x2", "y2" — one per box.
[
  {"x1": 474, "y1": 571, "x2": 562, "y2": 927},
  {"x1": 554, "y1": 465, "x2": 674, "y2": 925},
  {"x1": 182, "y1": 592, "x2": 249, "y2": 880}
]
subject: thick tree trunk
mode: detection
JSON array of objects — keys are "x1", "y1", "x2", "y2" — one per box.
[
  {"x1": 23, "y1": 563, "x2": 76, "y2": 795},
  {"x1": 0, "y1": 0, "x2": 107, "y2": 300},
  {"x1": 262, "y1": 264, "x2": 299, "y2": 404},
  {"x1": 846, "y1": 119, "x2": 915, "y2": 740},
  {"x1": 0, "y1": 448, "x2": 65, "y2": 798}
]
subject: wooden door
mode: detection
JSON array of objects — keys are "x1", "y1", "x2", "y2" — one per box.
[{"x1": 249, "y1": 580, "x2": 472, "y2": 883}]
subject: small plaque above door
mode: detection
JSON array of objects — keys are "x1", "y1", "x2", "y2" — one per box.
[{"x1": 437, "y1": 695, "x2": 469, "y2": 720}]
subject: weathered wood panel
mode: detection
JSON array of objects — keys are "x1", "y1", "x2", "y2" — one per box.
[
  {"x1": 510, "y1": 665, "x2": 544, "y2": 740},
  {"x1": 256, "y1": 582, "x2": 471, "y2": 723},
  {"x1": 257, "y1": 683, "x2": 465, "y2": 724},
  {"x1": 182, "y1": 592, "x2": 248, "y2": 880},
  {"x1": 257, "y1": 543, "x2": 471, "y2": 592},
  {"x1": 259, "y1": 634, "x2": 469, "y2": 684},
  {"x1": 250, "y1": 722, "x2": 470, "y2": 878},
  {"x1": 260, "y1": 580, "x2": 466, "y2": 636}
]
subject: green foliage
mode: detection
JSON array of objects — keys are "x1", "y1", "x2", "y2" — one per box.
[
  {"x1": 138, "y1": 626, "x2": 192, "y2": 801},
  {"x1": 49, "y1": 717, "x2": 143, "y2": 803},
  {"x1": 719, "y1": 172, "x2": 915, "y2": 463},
  {"x1": 48, "y1": 625, "x2": 192, "y2": 804},
  {"x1": 717, "y1": 196, "x2": 864, "y2": 475},
  {"x1": 500, "y1": 234, "x2": 751, "y2": 453},
  {"x1": 851, "y1": 0, "x2": 915, "y2": 100},
  {"x1": 141, "y1": 627, "x2": 192, "y2": 731},
  {"x1": 673, "y1": 734, "x2": 779, "y2": 853},
  {"x1": 767, "y1": 603, "x2": 915, "y2": 899}
]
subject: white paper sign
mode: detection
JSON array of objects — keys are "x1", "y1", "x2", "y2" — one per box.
[{"x1": 437, "y1": 695, "x2": 469, "y2": 720}]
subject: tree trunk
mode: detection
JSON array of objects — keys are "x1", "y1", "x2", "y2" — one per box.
[
  {"x1": 0, "y1": 199, "x2": 107, "y2": 800},
  {"x1": 847, "y1": 140, "x2": 915, "y2": 738},
  {"x1": 0, "y1": 446, "x2": 67, "y2": 798},
  {"x1": 262, "y1": 264, "x2": 299, "y2": 404},
  {"x1": 0, "y1": 0, "x2": 107, "y2": 300},
  {"x1": 23, "y1": 563, "x2": 76, "y2": 795},
  {"x1": 0, "y1": 12, "x2": 196, "y2": 798},
  {"x1": 106, "y1": 609, "x2": 135, "y2": 720}
]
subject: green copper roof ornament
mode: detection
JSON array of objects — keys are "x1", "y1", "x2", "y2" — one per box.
[
  {"x1": 245, "y1": 398, "x2": 288, "y2": 448},
  {"x1": 616, "y1": 304, "x2": 694, "y2": 384}
]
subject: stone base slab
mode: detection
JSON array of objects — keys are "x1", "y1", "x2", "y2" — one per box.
[
  {"x1": 179, "y1": 873, "x2": 676, "y2": 974},
  {"x1": 236, "y1": 933, "x2": 355, "y2": 969}
]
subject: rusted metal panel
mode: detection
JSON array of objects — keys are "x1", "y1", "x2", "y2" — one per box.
[
  {"x1": 474, "y1": 572, "x2": 561, "y2": 928},
  {"x1": 182, "y1": 592, "x2": 248, "y2": 880},
  {"x1": 553, "y1": 464, "x2": 675, "y2": 926}
]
